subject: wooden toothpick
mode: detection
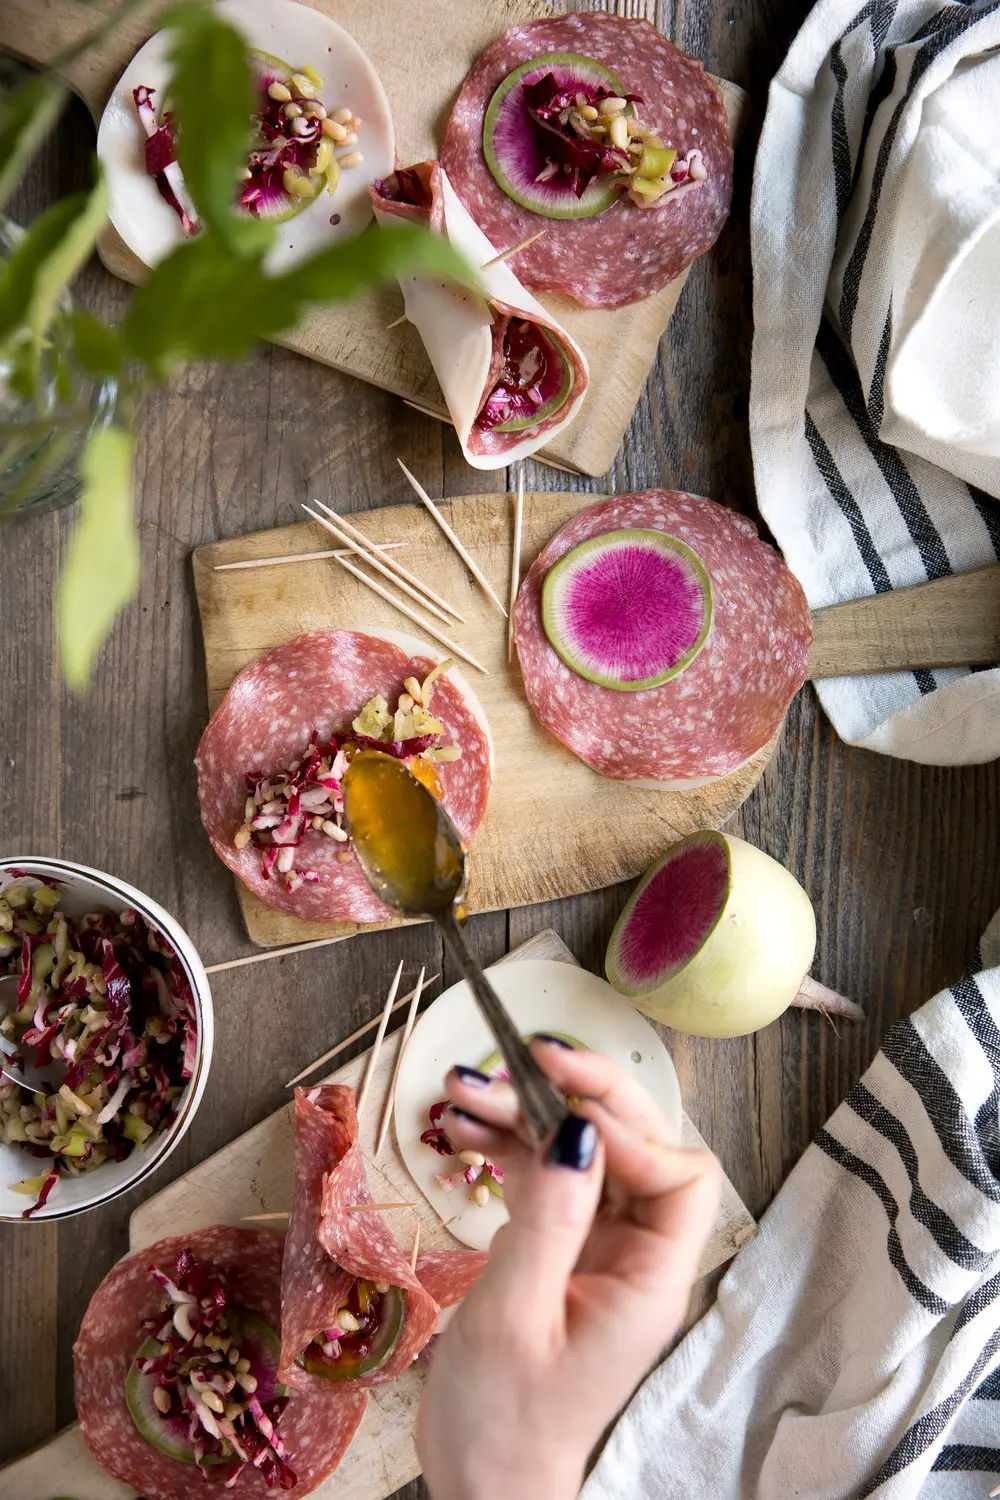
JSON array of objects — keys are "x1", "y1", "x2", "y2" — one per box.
[
  {"x1": 375, "y1": 965, "x2": 426, "y2": 1156},
  {"x1": 355, "y1": 962, "x2": 403, "y2": 1121},
  {"x1": 309, "y1": 498, "x2": 465, "y2": 622},
  {"x1": 397, "y1": 459, "x2": 508, "y2": 618},
  {"x1": 241, "y1": 1210, "x2": 290, "y2": 1222},
  {"x1": 346, "y1": 1201, "x2": 416, "y2": 1213},
  {"x1": 332, "y1": 553, "x2": 489, "y2": 676},
  {"x1": 385, "y1": 312, "x2": 409, "y2": 330},
  {"x1": 283, "y1": 973, "x2": 440, "y2": 1086},
  {"x1": 409, "y1": 1221, "x2": 421, "y2": 1274},
  {"x1": 213, "y1": 542, "x2": 405, "y2": 573},
  {"x1": 480, "y1": 228, "x2": 546, "y2": 270}
]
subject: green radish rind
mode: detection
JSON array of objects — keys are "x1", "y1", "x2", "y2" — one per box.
[
  {"x1": 482, "y1": 53, "x2": 630, "y2": 221},
  {"x1": 490, "y1": 333, "x2": 575, "y2": 434},
  {"x1": 541, "y1": 529, "x2": 714, "y2": 691},
  {"x1": 299, "y1": 1285, "x2": 407, "y2": 1381},
  {"x1": 125, "y1": 1309, "x2": 284, "y2": 1464},
  {"x1": 606, "y1": 831, "x2": 818, "y2": 1039}
]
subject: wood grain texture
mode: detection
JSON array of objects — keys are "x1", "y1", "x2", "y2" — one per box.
[
  {"x1": 3, "y1": 4, "x2": 1000, "y2": 1500},
  {"x1": 808, "y1": 564, "x2": 1000, "y2": 678},
  {"x1": 0, "y1": 0, "x2": 747, "y2": 477},
  {"x1": 194, "y1": 495, "x2": 773, "y2": 946}
]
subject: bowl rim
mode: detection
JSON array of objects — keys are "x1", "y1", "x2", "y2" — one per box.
[{"x1": 0, "y1": 856, "x2": 213, "y2": 1224}]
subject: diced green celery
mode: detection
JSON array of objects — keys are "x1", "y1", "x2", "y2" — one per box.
[
  {"x1": 9, "y1": 1175, "x2": 46, "y2": 1196},
  {"x1": 61, "y1": 1126, "x2": 91, "y2": 1158},
  {"x1": 32, "y1": 886, "x2": 61, "y2": 917},
  {"x1": 124, "y1": 1113, "x2": 154, "y2": 1145},
  {"x1": 636, "y1": 141, "x2": 677, "y2": 181},
  {"x1": 0, "y1": 932, "x2": 17, "y2": 956},
  {"x1": 2, "y1": 1117, "x2": 28, "y2": 1142},
  {"x1": 2, "y1": 885, "x2": 29, "y2": 910}
]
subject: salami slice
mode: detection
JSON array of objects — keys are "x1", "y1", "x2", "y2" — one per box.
[
  {"x1": 370, "y1": 161, "x2": 589, "y2": 467},
  {"x1": 195, "y1": 630, "x2": 492, "y2": 924},
  {"x1": 415, "y1": 1248, "x2": 488, "y2": 1310},
  {"x1": 280, "y1": 1085, "x2": 438, "y2": 1388},
  {"x1": 442, "y1": 13, "x2": 732, "y2": 309},
  {"x1": 74, "y1": 1225, "x2": 365, "y2": 1500},
  {"x1": 512, "y1": 492, "x2": 811, "y2": 782}
]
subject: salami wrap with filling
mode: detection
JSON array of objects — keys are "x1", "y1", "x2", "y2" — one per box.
[
  {"x1": 195, "y1": 630, "x2": 492, "y2": 924},
  {"x1": 370, "y1": 160, "x2": 588, "y2": 468},
  {"x1": 442, "y1": 12, "x2": 732, "y2": 309},
  {"x1": 74, "y1": 1225, "x2": 365, "y2": 1500},
  {"x1": 281, "y1": 1085, "x2": 471, "y2": 1387},
  {"x1": 513, "y1": 492, "x2": 811, "y2": 783}
]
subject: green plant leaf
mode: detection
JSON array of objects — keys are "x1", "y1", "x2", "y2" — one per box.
[
  {"x1": 57, "y1": 425, "x2": 139, "y2": 692},
  {"x1": 0, "y1": 181, "x2": 108, "y2": 382},
  {"x1": 164, "y1": 5, "x2": 272, "y2": 257},
  {"x1": 0, "y1": 75, "x2": 66, "y2": 209},
  {"x1": 69, "y1": 310, "x2": 125, "y2": 381},
  {"x1": 123, "y1": 222, "x2": 471, "y2": 375}
]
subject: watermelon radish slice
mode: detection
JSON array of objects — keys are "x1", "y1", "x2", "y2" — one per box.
[
  {"x1": 605, "y1": 831, "x2": 818, "y2": 1038},
  {"x1": 125, "y1": 1307, "x2": 284, "y2": 1464},
  {"x1": 483, "y1": 53, "x2": 633, "y2": 219},
  {"x1": 299, "y1": 1283, "x2": 406, "y2": 1381},
  {"x1": 239, "y1": 51, "x2": 327, "y2": 224},
  {"x1": 541, "y1": 528, "x2": 712, "y2": 691},
  {"x1": 479, "y1": 322, "x2": 574, "y2": 433}
]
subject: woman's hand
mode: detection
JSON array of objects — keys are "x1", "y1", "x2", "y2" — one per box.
[{"x1": 417, "y1": 1039, "x2": 722, "y2": 1500}]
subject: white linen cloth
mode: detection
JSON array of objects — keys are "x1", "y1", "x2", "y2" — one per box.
[
  {"x1": 581, "y1": 918, "x2": 1000, "y2": 1499},
  {"x1": 749, "y1": 0, "x2": 1000, "y2": 763}
]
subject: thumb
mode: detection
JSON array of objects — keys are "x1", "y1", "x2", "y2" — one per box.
[{"x1": 479, "y1": 1113, "x2": 604, "y2": 1331}]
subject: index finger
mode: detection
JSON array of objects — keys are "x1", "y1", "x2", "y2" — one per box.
[{"x1": 529, "y1": 1039, "x2": 682, "y2": 1145}]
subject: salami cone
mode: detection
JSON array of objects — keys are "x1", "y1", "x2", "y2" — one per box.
[{"x1": 371, "y1": 161, "x2": 589, "y2": 469}]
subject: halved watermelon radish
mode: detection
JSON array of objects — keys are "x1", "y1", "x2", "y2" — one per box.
[
  {"x1": 125, "y1": 1307, "x2": 284, "y2": 1463},
  {"x1": 238, "y1": 50, "x2": 331, "y2": 224},
  {"x1": 541, "y1": 528, "x2": 712, "y2": 691},
  {"x1": 483, "y1": 53, "x2": 633, "y2": 220},
  {"x1": 299, "y1": 1283, "x2": 407, "y2": 1381},
  {"x1": 605, "y1": 831, "x2": 817, "y2": 1038}
]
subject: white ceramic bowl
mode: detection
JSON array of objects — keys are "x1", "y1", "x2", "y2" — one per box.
[{"x1": 0, "y1": 858, "x2": 214, "y2": 1223}]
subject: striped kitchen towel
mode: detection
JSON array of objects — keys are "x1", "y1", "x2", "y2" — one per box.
[
  {"x1": 749, "y1": 0, "x2": 1000, "y2": 764},
  {"x1": 580, "y1": 913, "x2": 1000, "y2": 1499}
]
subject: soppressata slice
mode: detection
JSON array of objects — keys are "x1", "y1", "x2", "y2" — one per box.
[
  {"x1": 74, "y1": 1225, "x2": 366, "y2": 1499},
  {"x1": 512, "y1": 492, "x2": 811, "y2": 784},
  {"x1": 370, "y1": 160, "x2": 589, "y2": 468},
  {"x1": 441, "y1": 12, "x2": 732, "y2": 308},
  {"x1": 195, "y1": 630, "x2": 493, "y2": 924}
]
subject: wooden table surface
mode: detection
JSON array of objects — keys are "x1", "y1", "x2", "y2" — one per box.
[{"x1": 3, "y1": 2, "x2": 999, "y2": 1494}]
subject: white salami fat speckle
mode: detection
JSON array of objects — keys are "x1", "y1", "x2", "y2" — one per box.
[
  {"x1": 512, "y1": 492, "x2": 812, "y2": 782},
  {"x1": 441, "y1": 13, "x2": 732, "y2": 309},
  {"x1": 195, "y1": 631, "x2": 492, "y2": 925}
]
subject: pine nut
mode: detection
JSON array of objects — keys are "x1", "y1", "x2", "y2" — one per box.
[
  {"x1": 472, "y1": 1183, "x2": 491, "y2": 1208},
  {"x1": 322, "y1": 118, "x2": 348, "y2": 142},
  {"x1": 609, "y1": 115, "x2": 628, "y2": 151},
  {"x1": 341, "y1": 131, "x2": 358, "y2": 146},
  {"x1": 333, "y1": 106, "x2": 353, "y2": 124},
  {"x1": 235, "y1": 1357, "x2": 251, "y2": 1374},
  {"x1": 403, "y1": 676, "x2": 423, "y2": 704},
  {"x1": 227, "y1": 1347, "x2": 240, "y2": 1366},
  {"x1": 235, "y1": 1371, "x2": 258, "y2": 1394},
  {"x1": 224, "y1": 1401, "x2": 242, "y2": 1422},
  {"x1": 268, "y1": 81, "x2": 292, "y2": 102},
  {"x1": 598, "y1": 96, "x2": 627, "y2": 114},
  {"x1": 459, "y1": 1149, "x2": 485, "y2": 1167},
  {"x1": 291, "y1": 116, "x2": 312, "y2": 137},
  {"x1": 398, "y1": 693, "x2": 414, "y2": 714},
  {"x1": 201, "y1": 1390, "x2": 225, "y2": 1414},
  {"x1": 284, "y1": 102, "x2": 303, "y2": 120},
  {"x1": 337, "y1": 151, "x2": 363, "y2": 169},
  {"x1": 153, "y1": 1386, "x2": 172, "y2": 1414},
  {"x1": 304, "y1": 101, "x2": 327, "y2": 119},
  {"x1": 337, "y1": 1309, "x2": 361, "y2": 1333},
  {"x1": 579, "y1": 104, "x2": 599, "y2": 121}
]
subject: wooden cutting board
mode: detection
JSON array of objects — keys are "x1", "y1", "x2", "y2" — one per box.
[
  {"x1": 0, "y1": 929, "x2": 756, "y2": 1500},
  {"x1": 193, "y1": 488, "x2": 1000, "y2": 948},
  {"x1": 0, "y1": 0, "x2": 747, "y2": 478}
]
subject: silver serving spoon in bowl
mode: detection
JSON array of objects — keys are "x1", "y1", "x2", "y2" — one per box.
[
  {"x1": 0, "y1": 972, "x2": 46, "y2": 1095},
  {"x1": 342, "y1": 751, "x2": 569, "y2": 1144}
]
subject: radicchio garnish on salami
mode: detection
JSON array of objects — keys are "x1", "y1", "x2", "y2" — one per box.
[{"x1": 74, "y1": 1226, "x2": 365, "y2": 1500}]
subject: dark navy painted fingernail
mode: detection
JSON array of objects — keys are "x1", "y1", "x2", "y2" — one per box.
[
  {"x1": 533, "y1": 1033, "x2": 574, "y2": 1049},
  {"x1": 453, "y1": 1065, "x2": 491, "y2": 1087},
  {"x1": 548, "y1": 1114, "x2": 598, "y2": 1171},
  {"x1": 448, "y1": 1104, "x2": 487, "y2": 1127}
]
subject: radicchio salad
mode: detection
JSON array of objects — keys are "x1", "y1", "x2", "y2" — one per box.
[
  {"x1": 135, "y1": 52, "x2": 365, "y2": 233},
  {"x1": 0, "y1": 880, "x2": 197, "y2": 1217}
]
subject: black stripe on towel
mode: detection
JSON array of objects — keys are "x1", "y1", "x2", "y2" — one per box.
[
  {"x1": 974, "y1": 1366, "x2": 1000, "y2": 1400},
  {"x1": 815, "y1": 317, "x2": 951, "y2": 582},
  {"x1": 931, "y1": 1444, "x2": 1000, "y2": 1473},
  {"x1": 881, "y1": 1020, "x2": 1000, "y2": 1203},
  {"x1": 830, "y1": 41, "x2": 855, "y2": 229},
  {"x1": 814, "y1": 1127, "x2": 949, "y2": 1313},
  {"x1": 839, "y1": 1, "x2": 1000, "y2": 340},
  {"x1": 968, "y1": 485, "x2": 1000, "y2": 559},
  {"x1": 862, "y1": 1273, "x2": 1000, "y2": 1492},
  {"x1": 803, "y1": 412, "x2": 892, "y2": 591},
  {"x1": 848, "y1": 1084, "x2": 992, "y2": 1270}
]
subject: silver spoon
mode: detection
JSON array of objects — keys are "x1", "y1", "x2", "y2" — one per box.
[
  {"x1": 0, "y1": 972, "x2": 46, "y2": 1095},
  {"x1": 342, "y1": 751, "x2": 570, "y2": 1144}
]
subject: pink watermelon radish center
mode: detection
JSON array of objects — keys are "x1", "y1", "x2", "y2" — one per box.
[
  {"x1": 541, "y1": 528, "x2": 713, "y2": 690},
  {"x1": 608, "y1": 831, "x2": 730, "y2": 993}
]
